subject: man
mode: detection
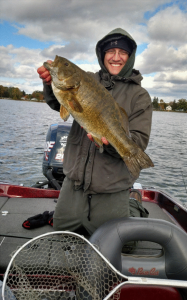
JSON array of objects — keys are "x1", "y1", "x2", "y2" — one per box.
[{"x1": 37, "y1": 28, "x2": 152, "y2": 235}]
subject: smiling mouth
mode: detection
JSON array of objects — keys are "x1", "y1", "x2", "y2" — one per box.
[{"x1": 111, "y1": 64, "x2": 121, "y2": 67}]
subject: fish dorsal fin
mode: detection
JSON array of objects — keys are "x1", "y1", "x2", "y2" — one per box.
[
  {"x1": 60, "y1": 105, "x2": 70, "y2": 121},
  {"x1": 118, "y1": 105, "x2": 131, "y2": 137}
]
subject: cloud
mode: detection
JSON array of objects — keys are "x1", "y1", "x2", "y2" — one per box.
[
  {"x1": 0, "y1": 0, "x2": 187, "y2": 101},
  {"x1": 0, "y1": 44, "x2": 44, "y2": 94},
  {"x1": 0, "y1": 43, "x2": 100, "y2": 94},
  {"x1": 77, "y1": 64, "x2": 99, "y2": 73},
  {"x1": 40, "y1": 43, "x2": 96, "y2": 62},
  {"x1": 154, "y1": 71, "x2": 187, "y2": 84},
  {"x1": 142, "y1": 70, "x2": 187, "y2": 103},
  {"x1": 0, "y1": 45, "x2": 41, "y2": 78},
  {"x1": 135, "y1": 43, "x2": 187, "y2": 74},
  {"x1": 0, "y1": 45, "x2": 15, "y2": 76},
  {"x1": 147, "y1": 6, "x2": 187, "y2": 45},
  {"x1": 133, "y1": 5, "x2": 187, "y2": 102},
  {"x1": 1, "y1": 0, "x2": 171, "y2": 45}
]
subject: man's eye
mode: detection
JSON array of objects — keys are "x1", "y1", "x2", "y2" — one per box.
[
  {"x1": 106, "y1": 50, "x2": 115, "y2": 54},
  {"x1": 119, "y1": 51, "x2": 128, "y2": 55}
]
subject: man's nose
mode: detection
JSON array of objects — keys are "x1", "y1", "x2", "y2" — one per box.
[{"x1": 113, "y1": 51, "x2": 121, "y2": 60}]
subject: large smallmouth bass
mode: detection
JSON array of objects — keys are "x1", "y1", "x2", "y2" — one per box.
[{"x1": 44, "y1": 55, "x2": 154, "y2": 178}]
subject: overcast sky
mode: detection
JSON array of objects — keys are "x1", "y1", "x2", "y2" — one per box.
[{"x1": 0, "y1": 0, "x2": 187, "y2": 102}]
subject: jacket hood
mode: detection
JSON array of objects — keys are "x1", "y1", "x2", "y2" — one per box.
[{"x1": 96, "y1": 28, "x2": 137, "y2": 78}]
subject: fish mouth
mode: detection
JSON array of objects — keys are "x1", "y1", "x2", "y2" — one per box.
[
  {"x1": 43, "y1": 61, "x2": 71, "y2": 82},
  {"x1": 43, "y1": 63, "x2": 73, "y2": 90},
  {"x1": 43, "y1": 61, "x2": 53, "y2": 71}
]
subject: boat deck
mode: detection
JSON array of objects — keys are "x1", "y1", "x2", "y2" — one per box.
[
  {"x1": 0, "y1": 196, "x2": 55, "y2": 273},
  {"x1": 143, "y1": 200, "x2": 176, "y2": 223},
  {"x1": 1, "y1": 190, "x2": 187, "y2": 300},
  {"x1": 0, "y1": 195, "x2": 177, "y2": 274}
]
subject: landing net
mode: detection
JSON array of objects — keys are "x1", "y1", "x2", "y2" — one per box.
[{"x1": 2, "y1": 232, "x2": 124, "y2": 300}]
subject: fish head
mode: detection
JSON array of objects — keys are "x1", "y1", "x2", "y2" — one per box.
[{"x1": 43, "y1": 55, "x2": 80, "y2": 90}]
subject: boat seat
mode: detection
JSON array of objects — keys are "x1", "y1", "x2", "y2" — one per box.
[
  {"x1": 122, "y1": 201, "x2": 177, "y2": 256},
  {"x1": 89, "y1": 217, "x2": 187, "y2": 280}
]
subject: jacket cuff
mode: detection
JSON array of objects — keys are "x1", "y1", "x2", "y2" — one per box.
[
  {"x1": 43, "y1": 82, "x2": 60, "y2": 112},
  {"x1": 103, "y1": 144, "x2": 121, "y2": 158}
]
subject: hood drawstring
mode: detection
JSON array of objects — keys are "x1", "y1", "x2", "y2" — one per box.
[{"x1": 87, "y1": 194, "x2": 92, "y2": 221}]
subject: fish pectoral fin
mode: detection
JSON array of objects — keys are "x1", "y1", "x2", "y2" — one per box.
[
  {"x1": 123, "y1": 148, "x2": 154, "y2": 178},
  {"x1": 60, "y1": 105, "x2": 70, "y2": 121},
  {"x1": 68, "y1": 97, "x2": 83, "y2": 113},
  {"x1": 92, "y1": 135, "x2": 104, "y2": 153},
  {"x1": 119, "y1": 105, "x2": 131, "y2": 137}
]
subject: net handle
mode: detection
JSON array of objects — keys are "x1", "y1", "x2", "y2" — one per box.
[{"x1": 103, "y1": 277, "x2": 187, "y2": 300}]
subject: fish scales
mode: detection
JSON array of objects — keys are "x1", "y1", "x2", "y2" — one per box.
[{"x1": 44, "y1": 55, "x2": 154, "y2": 178}]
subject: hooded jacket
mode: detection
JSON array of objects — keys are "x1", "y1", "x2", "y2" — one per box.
[{"x1": 43, "y1": 28, "x2": 152, "y2": 194}]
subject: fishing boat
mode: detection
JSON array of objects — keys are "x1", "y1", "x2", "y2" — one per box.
[{"x1": 1, "y1": 123, "x2": 187, "y2": 299}]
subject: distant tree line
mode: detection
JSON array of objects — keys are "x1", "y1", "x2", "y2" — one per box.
[
  {"x1": 0, "y1": 85, "x2": 44, "y2": 101},
  {"x1": 152, "y1": 97, "x2": 187, "y2": 112}
]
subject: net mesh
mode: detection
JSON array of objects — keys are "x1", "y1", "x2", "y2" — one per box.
[{"x1": 3, "y1": 232, "x2": 124, "y2": 300}]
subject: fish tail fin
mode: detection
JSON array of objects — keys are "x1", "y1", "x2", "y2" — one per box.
[{"x1": 123, "y1": 149, "x2": 154, "y2": 178}]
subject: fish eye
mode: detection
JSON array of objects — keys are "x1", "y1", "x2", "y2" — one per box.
[{"x1": 64, "y1": 62, "x2": 69, "y2": 66}]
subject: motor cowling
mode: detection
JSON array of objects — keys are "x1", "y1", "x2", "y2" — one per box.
[{"x1": 42, "y1": 123, "x2": 71, "y2": 189}]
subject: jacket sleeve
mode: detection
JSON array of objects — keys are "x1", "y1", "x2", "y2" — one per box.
[
  {"x1": 43, "y1": 82, "x2": 60, "y2": 112},
  {"x1": 104, "y1": 89, "x2": 152, "y2": 157},
  {"x1": 128, "y1": 89, "x2": 152, "y2": 151}
]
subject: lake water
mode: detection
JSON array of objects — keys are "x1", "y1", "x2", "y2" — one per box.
[{"x1": 0, "y1": 99, "x2": 187, "y2": 206}]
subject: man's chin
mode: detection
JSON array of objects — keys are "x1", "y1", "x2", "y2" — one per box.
[
  {"x1": 108, "y1": 65, "x2": 123, "y2": 75},
  {"x1": 109, "y1": 69, "x2": 122, "y2": 75}
]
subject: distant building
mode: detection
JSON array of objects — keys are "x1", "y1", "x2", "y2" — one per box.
[
  {"x1": 166, "y1": 105, "x2": 172, "y2": 111},
  {"x1": 159, "y1": 99, "x2": 165, "y2": 110},
  {"x1": 31, "y1": 98, "x2": 38, "y2": 101}
]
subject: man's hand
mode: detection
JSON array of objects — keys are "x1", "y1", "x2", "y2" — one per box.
[
  {"x1": 37, "y1": 60, "x2": 52, "y2": 85},
  {"x1": 87, "y1": 133, "x2": 109, "y2": 147},
  {"x1": 101, "y1": 137, "x2": 109, "y2": 145}
]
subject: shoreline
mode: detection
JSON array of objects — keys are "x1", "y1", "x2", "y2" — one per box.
[
  {"x1": 0, "y1": 98, "x2": 45, "y2": 103},
  {"x1": 153, "y1": 109, "x2": 187, "y2": 113},
  {"x1": 1, "y1": 99, "x2": 187, "y2": 112}
]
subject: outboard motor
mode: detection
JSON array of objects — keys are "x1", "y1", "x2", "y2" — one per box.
[{"x1": 42, "y1": 123, "x2": 71, "y2": 189}]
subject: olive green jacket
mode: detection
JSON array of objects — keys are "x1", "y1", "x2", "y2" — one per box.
[{"x1": 43, "y1": 28, "x2": 152, "y2": 194}]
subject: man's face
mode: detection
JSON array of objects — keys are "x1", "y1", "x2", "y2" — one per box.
[{"x1": 104, "y1": 48, "x2": 129, "y2": 75}]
